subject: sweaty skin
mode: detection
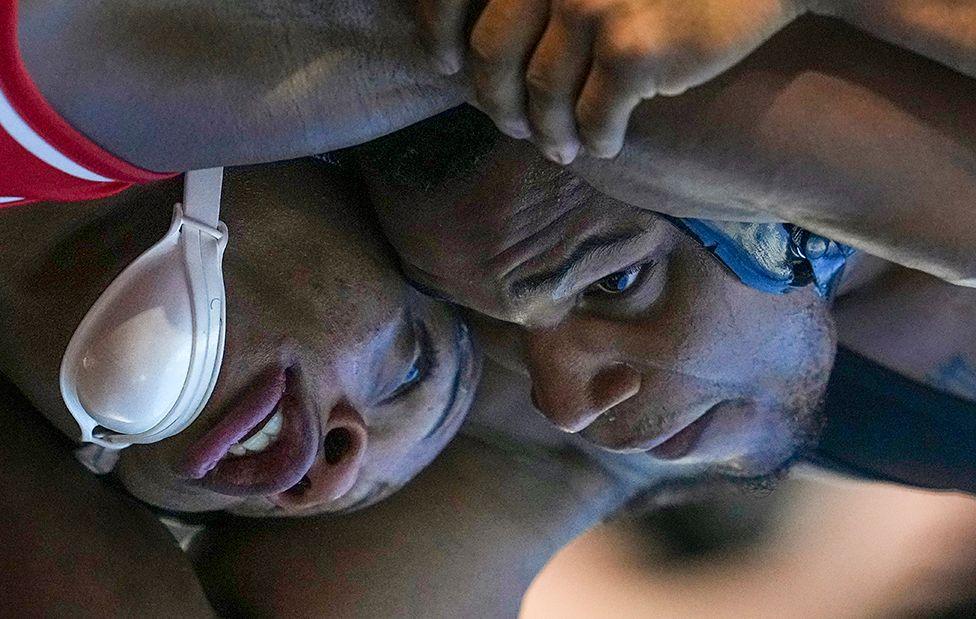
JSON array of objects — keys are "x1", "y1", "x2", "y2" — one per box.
[
  {"x1": 569, "y1": 18, "x2": 976, "y2": 286},
  {"x1": 358, "y1": 114, "x2": 834, "y2": 480},
  {"x1": 360, "y1": 99, "x2": 976, "y2": 490},
  {"x1": 16, "y1": 5, "x2": 976, "y2": 284},
  {"x1": 194, "y1": 359, "x2": 976, "y2": 618},
  {"x1": 16, "y1": 0, "x2": 467, "y2": 170},
  {"x1": 416, "y1": 0, "x2": 976, "y2": 161},
  {"x1": 193, "y1": 359, "x2": 652, "y2": 618},
  {"x1": 0, "y1": 160, "x2": 479, "y2": 516}
]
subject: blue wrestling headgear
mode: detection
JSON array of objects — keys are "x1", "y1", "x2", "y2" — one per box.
[{"x1": 670, "y1": 218, "x2": 855, "y2": 298}]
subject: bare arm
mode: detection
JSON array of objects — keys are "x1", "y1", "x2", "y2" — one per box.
[
  {"x1": 806, "y1": 0, "x2": 976, "y2": 79},
  {"x1": 16, "y1": 1, "x2": 973, "y2": 181},
  {"x1": 525, "y1": 480, "x2": 976, "y2": 618},
  {"x1": 0, "y1": 379, "x2": 213, "y2": 617},
  {"x1": 17, "y1": 0, "x2": 468, "y2": 171},
  {"x1": 415, "y1": 0, "x2": 974, "y2": 163},
  {"x1": 192, "y1": 434, "x2": 633, "y2": 618},
  {"x1": 835, "y1": 266, "x2": 976, "y2": 403},
  {"x1": 572, "y1": 17, "x2": 976, "y2": 286}
]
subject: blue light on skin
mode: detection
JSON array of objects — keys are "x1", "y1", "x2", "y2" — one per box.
[{"x1": 930, "y1": 355, "x2": 976, "y2": 401}]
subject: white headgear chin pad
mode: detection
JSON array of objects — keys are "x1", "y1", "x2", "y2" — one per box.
[{"x1": 60, "y1": 168, "x2": 227, "y2": 449}]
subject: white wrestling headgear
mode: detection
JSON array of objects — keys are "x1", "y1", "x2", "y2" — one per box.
[{"x1": 60, "y1": 168, "x2": 227, "y2": 449}]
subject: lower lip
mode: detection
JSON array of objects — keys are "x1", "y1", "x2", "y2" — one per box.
[
  {"x1": 648, "y1": 404, "x2": 719, "y2": 461},
  {"x1": 177, "y1": 367, "x2": 321, "y2": 496}
]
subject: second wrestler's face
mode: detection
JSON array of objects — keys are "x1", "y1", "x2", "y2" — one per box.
[
  {"x1": 0, "y1": 161, "x2": 478, "y2": 517},
  {"x1": 366, "y1": 137, "x2": 834, "y2": 479}
]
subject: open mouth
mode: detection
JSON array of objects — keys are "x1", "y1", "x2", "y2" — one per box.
[
  {"x1": 647, "y1": 402, "x2": 722, "y2": 461},
  {"x1": 177, "y1": 367, "x2": 321, "y2": 496}
]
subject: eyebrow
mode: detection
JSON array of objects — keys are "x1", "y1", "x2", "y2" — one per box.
[{"x1": 507, "y1": 228, "x2": 653, "y2": 301}]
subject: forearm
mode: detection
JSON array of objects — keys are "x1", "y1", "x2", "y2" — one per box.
[
  {"x1": 193, "y1": 436, "x2": 631, "y2": 617},
  {"x1": 16, "y1": 0, "x2": 466, "y2": 171},
  {"x1": 573, "y1": 17, "x2": 976, "y2": 285},
  {"x1": 752, "y1": 72, "x2": 976, "y2": 286},
  {"x1": 805, "y1": 0, "x2": 976, "y2": 78}
]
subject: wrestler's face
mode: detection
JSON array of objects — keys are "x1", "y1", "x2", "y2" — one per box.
[
  {"x1": 0, "y1": 161, "x2": 478, "y2": 517},
  {"x1": 364, "y1": 131, "x2": 833, "y2": 480}
]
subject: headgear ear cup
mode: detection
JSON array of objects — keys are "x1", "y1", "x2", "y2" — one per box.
[{"x1": 60, "y1": 168, "x2": 227, "y2": 448}]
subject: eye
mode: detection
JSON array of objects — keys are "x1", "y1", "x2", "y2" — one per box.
[
  {"x1": 387, "y1": 353, "x2": 426, "y2": 401},
  {"x1": 402, "y1": 363, "x2": 421, "y2": 388},
  {"x1": 589, "y1": 264, "x2": 645, "y2": 295},
  {"x1": 381, "y1": 322, "x2": 435, "y2": 404}
]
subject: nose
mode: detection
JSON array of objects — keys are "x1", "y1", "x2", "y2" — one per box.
[
  {"x1": 526, "y1": 327, "x2": 641, "y2": 433},
  {"x1": 274, "y1": 401, "x2": 367, "y2": 509}
]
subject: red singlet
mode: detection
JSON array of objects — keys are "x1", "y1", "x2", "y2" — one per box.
[{"x1": 0, "y1": 2, "x2": 173, "y2": 209}]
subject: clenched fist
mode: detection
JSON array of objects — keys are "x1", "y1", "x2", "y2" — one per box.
[{"x1": 415, "y1": 0, "x2": 803, "y2": 162}]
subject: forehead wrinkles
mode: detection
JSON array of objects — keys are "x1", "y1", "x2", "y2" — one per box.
[
  {"x1": 506, "y1": 212, "x2": 668, "y2": 302},
  {"x1": 391, "y1": 171, "x2": 593, "y2": 309},
  {"x1": 485, "y1": 175, "x2": 598, "y2": 277}
]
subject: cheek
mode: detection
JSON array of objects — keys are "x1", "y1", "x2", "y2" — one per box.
[
  {"x1": 466, "y1": 312, "x2": 526, "y2": 374},
  {"x1": 116, "y1": 446, "x2": 239, "y2": 512},
  {"x1": 357, "y1": 423, "x2": 434, "y2": 485},
  {"x1": 725, "y1": 296, "x2": 835, "y2": 386},
  {"x1": 682, "y1": 263, "x2": 834, "y2": 383},
  {"x1": 605, "y1": 247, "x2": 718, "y2": 361}
]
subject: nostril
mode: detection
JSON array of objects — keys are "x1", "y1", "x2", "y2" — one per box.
[
  {"x1": 323, "y1": 427, "x2": 353, "y2": 465},
  {"x1": 272, "y1": 405, "x2": 368, "y2": 509}
]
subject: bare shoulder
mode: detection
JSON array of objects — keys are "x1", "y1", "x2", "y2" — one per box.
[
  {"x1": 834, "y1": 265, "x2": 976, "y2": 400},
  {"x1": 0, "y1": 378, "x2": 212, "y2": 617},
  {"x1": 191, "y1": 434, "x2": 625, "y2": 618}
]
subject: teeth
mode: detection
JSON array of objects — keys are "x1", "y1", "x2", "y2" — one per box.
[
  {"x1": 224, "y1": 409, "x2": 284, "y2": 458},
  {"x1": 240, "y1": 431, "x2": 271, "y2": 452},
  {"x1": 263, "y1": 409, "x2": 283, "y2": 435}
]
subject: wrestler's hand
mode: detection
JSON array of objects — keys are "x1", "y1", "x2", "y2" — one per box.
[{"x1": 415, "y1": 0, "x2": 804, "y2": 163}]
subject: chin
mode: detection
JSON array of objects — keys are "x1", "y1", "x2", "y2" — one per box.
[
  {"x1": 141, "y1": 486, "x2": 241, "y2": 514},
  {"x1": 115, "y1": 458, "x2": 238, "y2": 514}
]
